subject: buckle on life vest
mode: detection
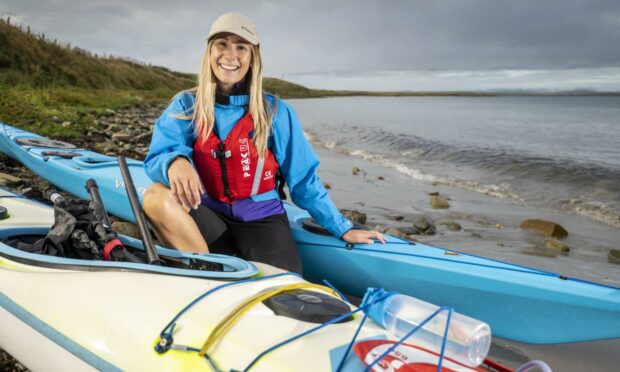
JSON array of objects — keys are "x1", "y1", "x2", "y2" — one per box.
[{"x1": 211, "y1": 149, "x2": 232, "y2": 159}]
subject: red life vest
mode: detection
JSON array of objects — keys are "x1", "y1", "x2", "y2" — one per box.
[{"x1": 193, "y1": 112, "x2": 279, "y2": 204}]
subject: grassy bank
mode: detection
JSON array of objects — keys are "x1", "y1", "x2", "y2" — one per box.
[
  {"x1": 0, "y1": 18, "x2": 198, "y2": 138},
  {"x1": 0, "y1": 85, "x2": 177, "y2": 138}
]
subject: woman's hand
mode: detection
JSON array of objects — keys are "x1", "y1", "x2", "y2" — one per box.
[
  {"x1": 342, "y1": 229, "x2": 386, "y2": 244},
  {"x1": 167, "y1": 157, "x2": 204, "y2": 210}
]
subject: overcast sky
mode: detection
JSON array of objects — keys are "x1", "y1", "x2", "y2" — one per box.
[{"x1": 2, "y1": 0, "x2": 620, "y2": 91}]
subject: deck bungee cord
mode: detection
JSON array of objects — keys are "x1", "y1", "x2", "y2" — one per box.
[
  {"x1": 322, "y1": 278, "x2": 351, "y2": 304},
  {"x1": 155, "y1": 277, "x2": 397, "y2": 371},
  {"x1": 155, "y1": 272, "x2": 303, "y2": 354}
]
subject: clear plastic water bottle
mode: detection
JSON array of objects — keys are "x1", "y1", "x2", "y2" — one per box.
[{"x1": 362, "y1": 288, "x2": 491, "y2": 367}]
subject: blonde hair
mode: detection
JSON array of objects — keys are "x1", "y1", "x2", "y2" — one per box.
[{"x1": 181, "y1": 39, "x2": 276, "y2": 155}]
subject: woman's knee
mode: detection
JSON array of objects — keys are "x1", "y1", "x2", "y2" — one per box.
[{"x1": 144, "y1": 183, "x2": 177, "y2": 218}]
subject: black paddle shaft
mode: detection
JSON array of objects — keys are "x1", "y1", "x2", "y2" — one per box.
[
  {"x1": 117, "y1": 156, "x2": 160, "y2": 265},
  {"x1": 85, "y1": 179, "x2": 113, "y2": 228}
]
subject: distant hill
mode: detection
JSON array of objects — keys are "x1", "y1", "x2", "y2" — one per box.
[{"x1": 0, "y1": 18, "x2": 196, "y2": 90}]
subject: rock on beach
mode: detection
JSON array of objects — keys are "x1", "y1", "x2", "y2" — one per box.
[
  {"x1": 609, "y1": 249, "x2": 620, "y2": 265},
  {"x1": 520, "y1": 219, "x2": 568, "y2": 239},
  {"x1": 545, "y1": 238, "x2": 570, "y2": 252},
  {"x1": 412, "y1": 215, "x2": 436, "y2": 235},
  {"x1": 339, "y1": 209, "x2": 367, "y2": 225},
  {"x1": 429, "y1": 192, "x2": 450, "y2": 209}
]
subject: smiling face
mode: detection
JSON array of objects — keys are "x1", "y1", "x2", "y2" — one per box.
[{"x1": 209, "y1": 34, "x2": 252, "y2": 93}]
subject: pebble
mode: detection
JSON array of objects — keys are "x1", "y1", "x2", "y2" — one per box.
[
  {"x1": 111, "y1": 132, "x2": 131, "y2": 141},
  {"x1": 107, "y1": 124, "x2": 122, "y2": 132},
  {"x1": 339, "y1": 209, "x2": 367, "y2": 225},
  {"x1": 439, "y1": 221, "x2": 462, "y2": 231},
  {"x1": 384, "y1": 228, "x2": 416, "y2": 242},
  {"x1": 413, "y1": 215, "x2": 436, "y2": 235},
  {"x1": 112, "y1": 221, "x2": 141, "y2": 239},
  {"x1": 396, "y1": 226, "x2": 419, "y2": 235},
  {"x1": 0, "y1": 172, "x2": 22, "y2": 186},
  {"x1": 545, "y1": 238, "x2": 570, "y2": 252},
  {"x1": 430, "y1": 193, "x2": 450, "y2": 209},
  {"x1": 608, "y1": 249, "x2": 620, "y2": 265}
]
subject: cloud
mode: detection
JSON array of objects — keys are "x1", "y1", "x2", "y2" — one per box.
[
  {"x1": 2, "y1": 0, "x2": 619, "y2": 90},
  {"x1": 287, "y1": 68, "x2": 620, "y2": 92}
]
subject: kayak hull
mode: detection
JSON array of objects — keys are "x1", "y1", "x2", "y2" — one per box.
[{"x1": 2, "y1": 122, "x2": 620, "y2": 344}]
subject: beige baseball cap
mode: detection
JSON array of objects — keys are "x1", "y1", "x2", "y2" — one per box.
[{"x1": 207, "y1": 13, "x2": 259, "y2": 45}]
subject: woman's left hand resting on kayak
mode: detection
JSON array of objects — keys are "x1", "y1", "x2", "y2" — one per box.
[
  {"x1": 143, "y1": 13, "x2": 384, "y2": 272},
  {"x1": 342, "y1": 229, "x2": 386, "y2": 244}
]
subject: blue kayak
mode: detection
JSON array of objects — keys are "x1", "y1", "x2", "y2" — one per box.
[{"x1": 2, "y1": 122, "x2": 619, "y2": 344}]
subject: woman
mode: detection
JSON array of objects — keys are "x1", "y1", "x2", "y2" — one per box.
[{"x1": 144, "y1": 13, "x2": 384, "y2": 273}]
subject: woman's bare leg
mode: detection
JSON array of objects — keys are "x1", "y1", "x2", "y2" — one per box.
[{"x1": 143, "y1": 182, "x2": 209, "y2": 253}]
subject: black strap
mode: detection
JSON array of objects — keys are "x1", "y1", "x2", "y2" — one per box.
[
  {"x1": 215, "y1": 143, "x2": 232, "y2": 198},
  {"x1": 276, "y1": 168, "x2": 287, "y2": 200}
]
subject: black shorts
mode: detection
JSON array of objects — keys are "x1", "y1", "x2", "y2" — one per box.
[{"x1": 189, "y1": 205, "x2": 302, "y2": 274}]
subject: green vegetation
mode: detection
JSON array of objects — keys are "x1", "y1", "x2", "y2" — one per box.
[
  {"x1": 0, "y1": 19, "x2": 194, "y2": 90},
  {"x1": 0, "y1": 85, "x2": 173, "y2": 137},
  {"x1": 0, "y1": 18, "x2": 197, "y2": 137}
]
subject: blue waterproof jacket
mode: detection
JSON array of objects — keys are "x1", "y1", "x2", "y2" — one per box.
[{"x1": 144, "y1": 91, "x2": 353, "y2": 238}]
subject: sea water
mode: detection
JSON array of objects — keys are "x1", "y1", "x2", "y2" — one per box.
[{"x1": 291, "y1": 96, "x2": 620, "y2": 228}]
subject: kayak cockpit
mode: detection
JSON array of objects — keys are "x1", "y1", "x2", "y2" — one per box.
[{"x1": 0, "y1": 226, "x2": 258, "y2": 280}]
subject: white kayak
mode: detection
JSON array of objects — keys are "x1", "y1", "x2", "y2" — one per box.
[{"x1": 0, "y1": 188, "x2": 493, "y2": 371}]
